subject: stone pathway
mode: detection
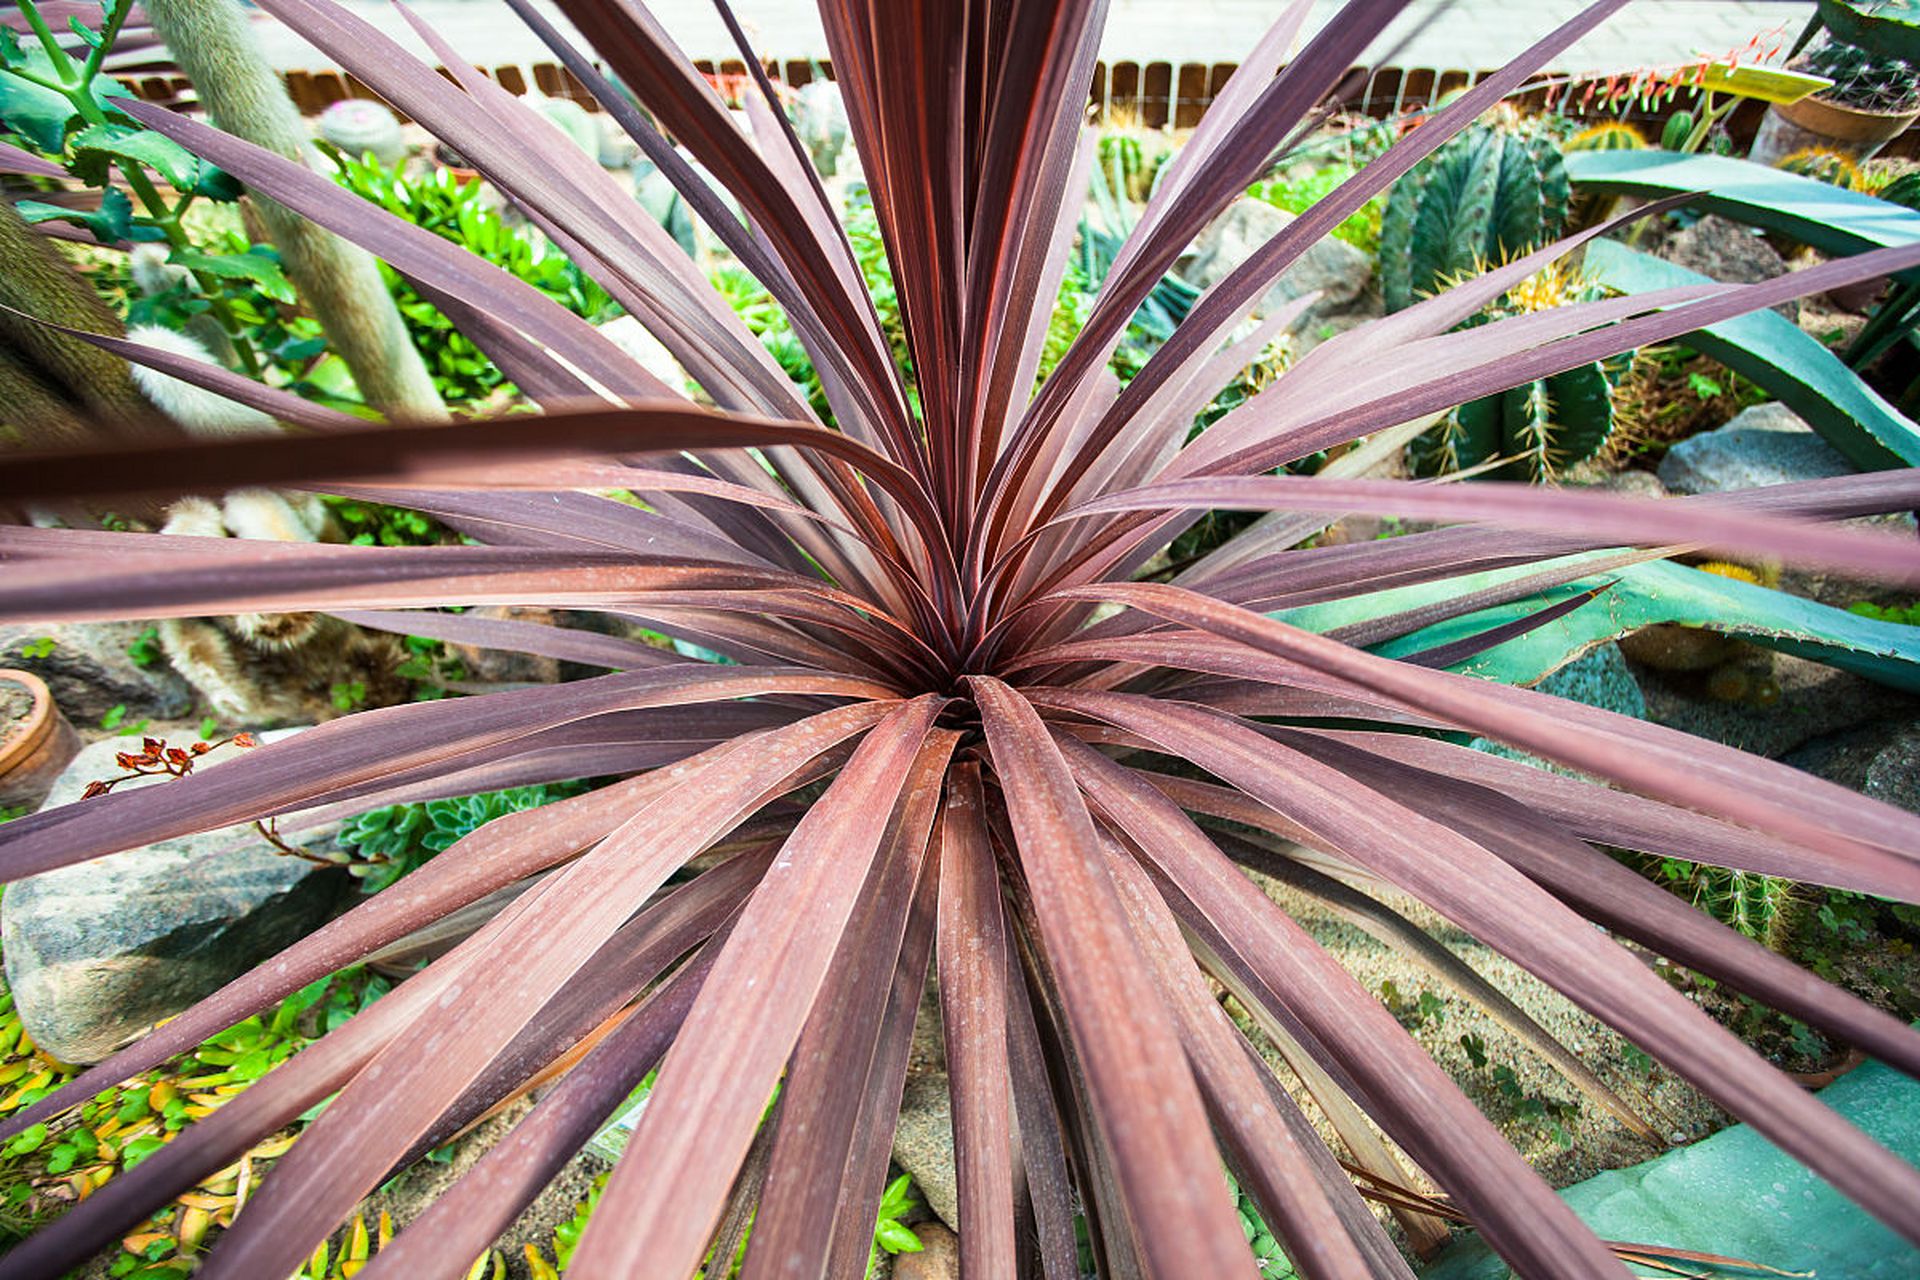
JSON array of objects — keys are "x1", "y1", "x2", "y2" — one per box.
[{"x1": 250, "y1": 0, "x2": 1817, "y2": 78}]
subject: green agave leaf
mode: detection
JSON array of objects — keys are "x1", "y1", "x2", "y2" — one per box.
[
  {"x1": 1694, "y1": 61, "x2": 1831, "y2": 105},
  {"x1": 1280, "y1": 555, "x2": 1920, "y2": 692},
  {"x1": 1817, "y1": 0, "x2": 1920, "y2": 65},
  {"x1": 1565, "y1": 151, "x2": 1920, "y2": 265},
  {"x1": 1583, "y1": 238, "x2": 1920, "y2": 469}
]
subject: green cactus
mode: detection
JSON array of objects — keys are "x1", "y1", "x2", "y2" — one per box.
[
  {"x1": 1660, "y1": 110, "x2": 1696, "y2": 151},
  {"x1": 1564, "y1": 120, "x2": 1648, "y2": 152},
  {"x1": 1411, "y1": 359, "x2": 1621, "y2": 481},
  {"x1": 1878, "y1": 168, "x2": 1920, "y2": 209},
  {"x1": 142, "y1": 0, "x2": 446, "y2": 420},
  {"x1": 1378, "y1": 124, "x2": 1569, "y2": 312},
  {"x1": 1410, "y1": 263, "x2": 1625, "y2": 482},
  {"x1": 1775, "y1": 146, "x2": 1862, "y2": 188}
]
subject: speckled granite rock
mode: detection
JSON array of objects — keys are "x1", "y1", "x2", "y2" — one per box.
[
  {"x1": 1, "y1": 730, "x2": 350, "y2": 1062},
  {"x1": 891, "y1": 1072, "x2": 958, "y2": 1230},
  {"x1": 1656, "y1": 403, "x2": 1853, "y2": 495}
]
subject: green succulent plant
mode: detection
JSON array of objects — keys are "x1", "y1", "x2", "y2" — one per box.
[{"x1": 1378, "y1": 123, "x2": 1569, "y2": 311}]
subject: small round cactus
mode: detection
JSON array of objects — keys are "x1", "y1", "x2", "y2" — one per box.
[
  {"x1": 530, "y1": 95, "x2": 600, "y2": 158},
  {"x1": 318, "y1": 99, "x2": 407, "y2": 165},
  {"x1": 1565, "y1": 120, "x2": 1648, "y2": 152}
]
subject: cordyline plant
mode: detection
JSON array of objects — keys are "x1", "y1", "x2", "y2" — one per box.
[{"x1": 3, "y1": 0, "x2": 1920, "y2": 1276}]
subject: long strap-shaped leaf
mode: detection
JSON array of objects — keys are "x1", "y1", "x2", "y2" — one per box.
[
  {"x1": 970, "y1": 677, "x2": 1260, "y2": 1279},
  {"x1": 1280, "y1": 731, "x2": 1920, "y2": 1079},
  {"x1": 1069, "y1": 750, "x2": 1389, "y2": 1280},
  {"x1": 188, "y1": 702, "x2": 897, "y2": 1280},
  {"x1": 0, "y1": 666, "x2": 886, "y2": 879},
  {"x1": 1053, "y1": 473, "x2": 1920, "y2": 587},
  {"x1": 1034, "y1": 687, "x2": 1920, "y2": 1252},
  {"x1": 741, "y1": 728, "x2": 954, "y2": 1280},
  {"x1": 566, "y1": 696, "x2": 946, "y2": 1279},
  {"x1": 356, "y1": 934, "x2": 719, "y2": 1279},
  {"x1": 930, "y1": 762, "x2": 1019, "y2": 1277},
  {"x1": 0, "y1": 757, "x2": 752, "y2": 1145},
  {"x1": 1048, "y1": 582, "x2": 1920, "y2": 880}
]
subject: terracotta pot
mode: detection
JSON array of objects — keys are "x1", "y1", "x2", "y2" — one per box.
[
  {"x1": 0, "y1": 670, "x2": 81, "y2": 810},
  {"x1": 1751, "y1": 95, "x2": 1920, "y2": 163}
]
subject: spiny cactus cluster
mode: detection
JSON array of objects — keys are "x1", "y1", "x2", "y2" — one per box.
[
  {"x1": 1410, "y1": 262, "x2": 1622, "y2": 481},
  {"x1": 1801, "y1": 37, "x2": 1920, "y2": 113},
  {"x1": 1378, "y1": 122, "x2": 1569, "y2": 312},
  {"x1": 1871, "y1": 167, "x2": 1920, "y2": 209},
  {"x1": 1775, "y1": 146, "x2": 1863, "y2": 189}
]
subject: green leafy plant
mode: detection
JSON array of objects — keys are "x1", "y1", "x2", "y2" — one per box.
[
  {"x1": 339, "y1": 782, "x2": 588, "y2": 893},
  {"x1": 1247, "y1": 162, "x2": 1384, "y2": 254},
  {"x1": 14, "y1": 638, "x2": 54, "y2": 662},
  {"x1": 123, "y1": 626, "x2": 161, "y2": 669},
  {"x1": 5, "y1": 2, "x2": 1920, "y2": 1279},
  {"x1": 866, "y1": 1174, "x2": 923, "y2": 1276},
  {"x1": 328, "y1": 150, "x2": 619, "y2": 408},
  {"x1": 0, "y1": 0, "x2": 281, "y2": 377}
]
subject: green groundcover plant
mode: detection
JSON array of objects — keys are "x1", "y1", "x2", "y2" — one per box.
[{"x1": 2, "y1": 1, "x2": 1920, "y2": 1278}]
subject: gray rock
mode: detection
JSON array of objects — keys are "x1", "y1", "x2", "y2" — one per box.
[
  {"x1": 1179, "y1": 199, "x2": 1374, "y2": 331},
  {"x1": 1, "y1": 730, "x2": 351, "y2": 1063},
  {"x1": 892, "y1": 1073, "x2": 958, "y2": 1230},
  {"x1": 1865, "y1": 726, "x2": 1920, "y2": 815},
  {"x1": 1662, "y1": 214, "x2": 1797, "y2": 322},
  {"x1": 0, "y1": 622, "x2": 193, "y2": 726},
  {"x1": 1657, "y1": 403, "x2": 1854, "y2": 495}
]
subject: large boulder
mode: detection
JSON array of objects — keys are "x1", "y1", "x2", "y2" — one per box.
[
  {"x1": 1656, "y1": 403, "x2": 1853, "y2": 495},
  {"x1": 1178, "y1": 199, "x2": 1374, "y2": 334},
  {"x1": 0, "y1": 622, "x2": 193, "y2": 726},
  {"x1": 1, "y1": 730, "x2": 351, "y2": 1063}
]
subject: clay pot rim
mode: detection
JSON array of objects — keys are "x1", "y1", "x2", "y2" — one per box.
[{"x1": 0, "y1": 669, "x2": 57, "y2": 775}]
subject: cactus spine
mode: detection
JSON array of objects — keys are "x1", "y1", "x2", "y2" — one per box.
[
  {"x1": 1378, "y1": 124, "x2": 1569, "y2": 312},
  {"x1": 141, "y1": 0, "x2": 446, "y2": 421}
]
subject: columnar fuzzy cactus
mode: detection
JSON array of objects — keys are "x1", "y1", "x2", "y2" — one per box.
[
  {"x1": 1378, "y1": 123, "x2": 1569, "y2": 311},
  {"x1": 0, "y1": 200, "x2": 155, "y2": 450},
  {"x1": 142, "y1": 0, "x2": 445, "y2": 420}
]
